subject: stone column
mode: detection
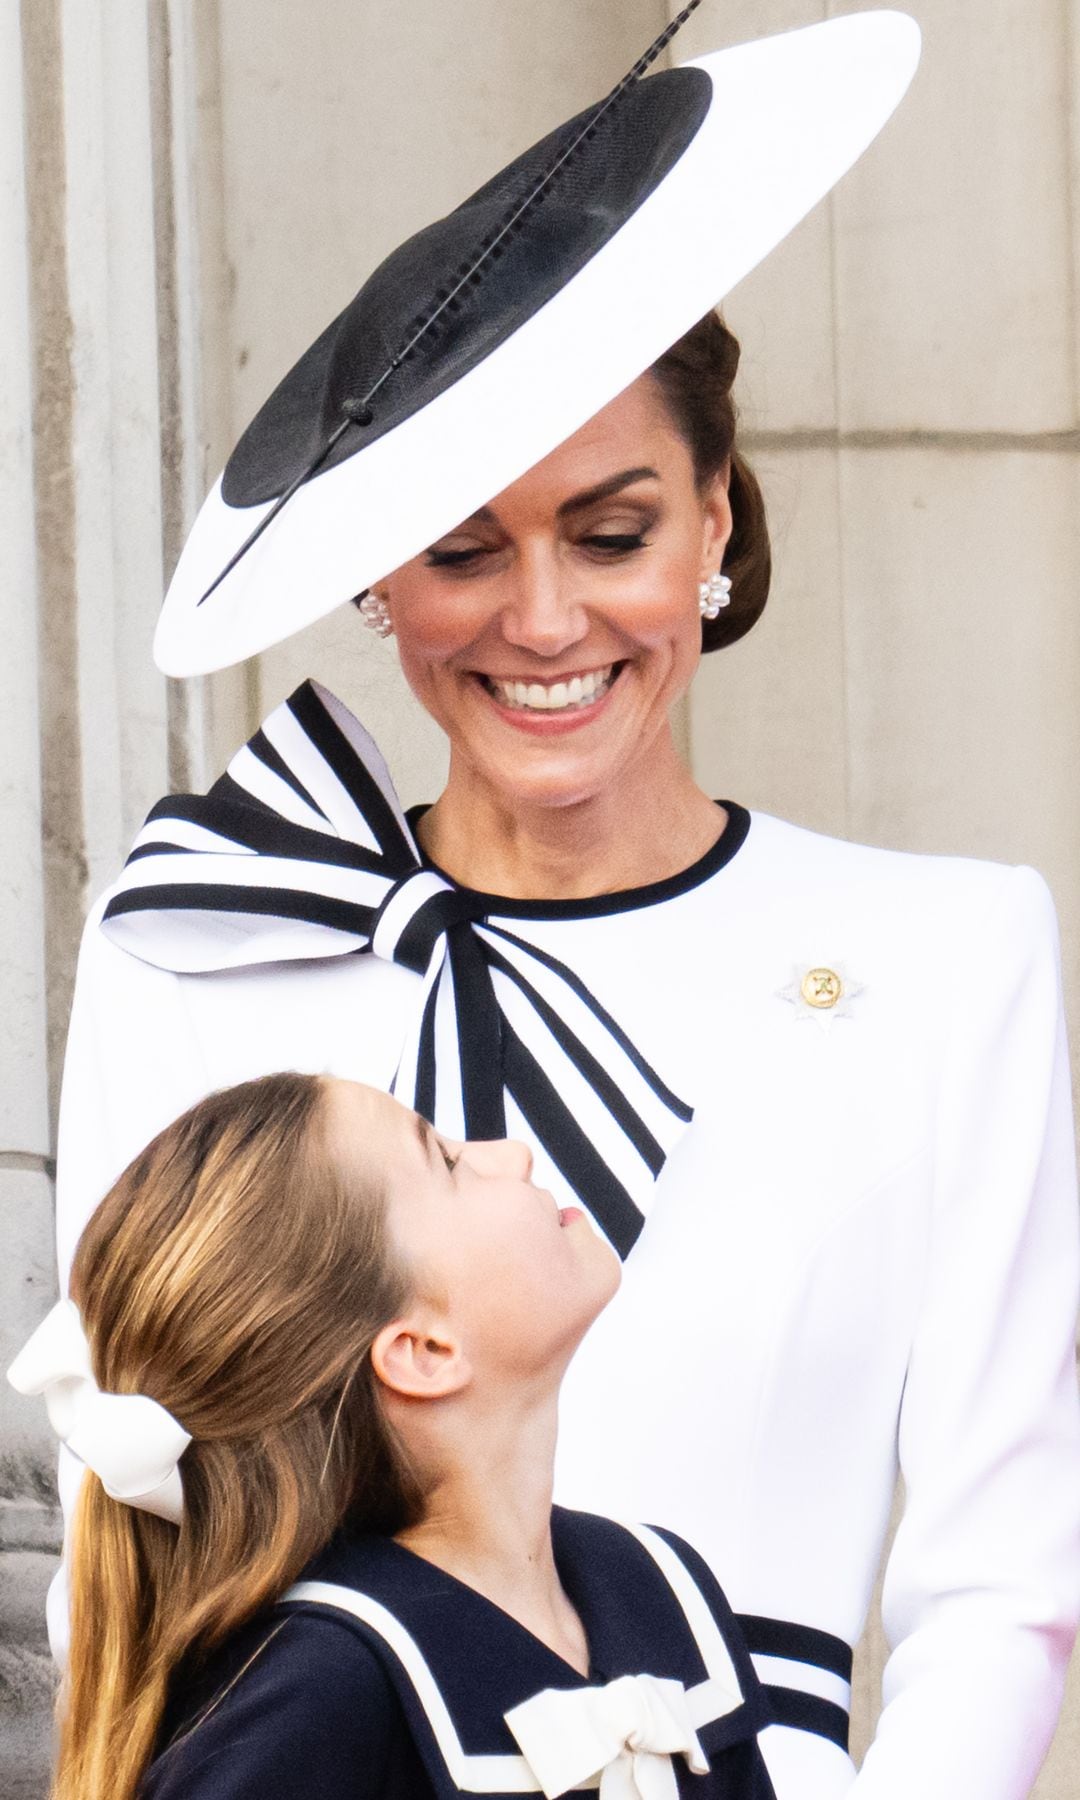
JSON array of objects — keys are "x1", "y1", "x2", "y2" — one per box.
[
  {"x1": 0, "y1": 6, "x2": 57, "y2": 1748},
  {"x1": 0, "y1": 3, "x2": 240, "y2": 1789},
  {"x1": 1, "y1": 4, "x2": 66, "y2": 1778}
]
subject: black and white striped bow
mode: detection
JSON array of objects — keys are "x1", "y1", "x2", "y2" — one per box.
[{"x1": 101, "y1": 682, "x2": 691, "y2": 1257}]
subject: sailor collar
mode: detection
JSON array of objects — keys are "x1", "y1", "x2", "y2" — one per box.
[
  {"x1": 282, "y1": 1508, "x2": 774, "y2": 1799},
  {"x1": 99, "y1": 681, "x2": 746, "y2": 1258}
]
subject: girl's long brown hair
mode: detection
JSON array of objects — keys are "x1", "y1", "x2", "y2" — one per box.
[{"x1": 54, "y1": 1072, "x2": 422, "y2": 1800}]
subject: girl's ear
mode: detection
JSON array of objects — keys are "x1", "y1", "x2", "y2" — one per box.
[{"x1": 371, "y1": 1315, "x2": 471, "y2": 1401}]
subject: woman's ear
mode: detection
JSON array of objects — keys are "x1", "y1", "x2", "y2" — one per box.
[
  {"x1": 699, "y1": 459, "x2": 733, "y2": 577},
  {"x1": 371, "y1": 1314, "x2": 471, "y2": 1402}
]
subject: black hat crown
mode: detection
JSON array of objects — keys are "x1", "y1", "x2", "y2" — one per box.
[{"x1": 203, "y1": 2, "x2": 707, "y2": 602}]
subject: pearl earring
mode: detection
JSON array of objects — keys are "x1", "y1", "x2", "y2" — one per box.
[
  {"x1": 358, "y1": 592, "x2": 393, "y2": 638},
  {"x1": 698, "y1": 571, "x2": 732, "y2": 619}
]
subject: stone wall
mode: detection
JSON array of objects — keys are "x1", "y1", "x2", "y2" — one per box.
[
  {"x1": 0, "y1": 3, "x2": 241, "y2": 1789},
  {"x1": 2, "y1": 2, "x2": 1078, "y2": 1793}
]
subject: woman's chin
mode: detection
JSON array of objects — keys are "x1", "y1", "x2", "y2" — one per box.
[
  {"x1": 466, "y1": 725, "x2": 643, "y2": 816},
  {"x1": 453, "y1": 669, "x2": 648, "y2": 802}
]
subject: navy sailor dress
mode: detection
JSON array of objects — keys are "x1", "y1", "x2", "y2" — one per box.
[{"x1": 141, "y1": 1509, "x2": 850, "y2": 1799}]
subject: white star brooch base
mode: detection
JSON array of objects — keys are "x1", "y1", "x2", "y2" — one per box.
[{"x1": 777, "y1": 962, "x2": 866, "y2": 1031}]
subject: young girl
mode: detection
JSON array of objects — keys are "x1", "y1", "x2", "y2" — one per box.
[{"x1": 10, "y1": 1072, "x2": 808, "y2": 1799}]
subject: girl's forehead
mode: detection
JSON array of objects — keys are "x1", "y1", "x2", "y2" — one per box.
[{"x1": 323, "y1": 1079, "x2": 416, "y2": 1155}]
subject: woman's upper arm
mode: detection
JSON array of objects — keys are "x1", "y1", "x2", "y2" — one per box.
[
  {"x1": 853, "y1": 864, "x2": 1080, "y2": 1797},
  {"x1": 141, "y1": 1614, "x2": 411, "y2": 1800},
  {"x1": 889, "y1": 865, "x2": 1080, "y2": 1624},
  {"x1": 56, "y1": 897, "x2": 210, "y2": 1286}
]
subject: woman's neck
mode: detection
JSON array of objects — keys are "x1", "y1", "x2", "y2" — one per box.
[
  {"x1": 393, "y1": 1390, "x2": 590, "y2": 1676},
  {"x1": 417, "y1": 735, "x2": 725, "y2": 901}
]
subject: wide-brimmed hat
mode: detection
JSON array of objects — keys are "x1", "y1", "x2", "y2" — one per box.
[{"x1": 155, "y1": 9, "x2": 920, "y2": 678}]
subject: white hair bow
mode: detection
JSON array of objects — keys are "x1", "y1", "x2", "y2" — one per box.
[
  {"x1": 505, "y1": 1672, "x2": 709, "y2": 1800},
  {"x1": 7, "y1": 1299, "x2": 190, "y2": 1526}
]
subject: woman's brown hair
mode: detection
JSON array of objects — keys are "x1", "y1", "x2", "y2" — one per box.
[
  {"x1": 649, "y1": 310, "x2": 771, "y2": 651},
  {"x1": 54, "y1": 1071, "x2": 421, "y2": 1800}
]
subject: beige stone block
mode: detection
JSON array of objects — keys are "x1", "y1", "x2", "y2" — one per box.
[
  {"x1": 1069, "y1": 0, "x2": 1080, "y2": 414},
  {"x1": 723, "y1": 203, "x2": 838, "y2": 435},
  {"x1": 681, "y1": 2, "x2": 1076, "y2": 435},
  {"x1": 0, "y1": 1549, "x2": 58, "y2": 1800},
  {"x1": 688, "y1": 444, "x2": 849, "y2": 833},
  {"x1": 0, "y1": 1168, "x2": 56, "y2": 1481},
  {"x1": 837, "y1": 445, "x2": 1080, "y2": 1010},
  {"x1": 673, "y1": 3, "x2": 840, "y2": 434},
  {"x1": 832, "y1": 0, "x2": 1074, "y2": 433}
]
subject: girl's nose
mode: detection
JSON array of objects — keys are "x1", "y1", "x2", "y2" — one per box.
[{"x1": 462, "y1": 1136, "x2": 534, "y2": 1181}]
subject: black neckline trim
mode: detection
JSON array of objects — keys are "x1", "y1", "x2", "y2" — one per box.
[{"x1": 402, "y1": 801, "x2": 751, "y2": 921}]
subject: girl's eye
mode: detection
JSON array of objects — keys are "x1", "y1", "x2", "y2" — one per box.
[{"x1": 581, "y1": 532, "x2": 650, "y2": 556}]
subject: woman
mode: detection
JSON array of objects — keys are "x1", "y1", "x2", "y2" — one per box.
[
  {"x1": 14, "y1": 1071, "x2": 779, "y2": 1799},
  {"x1": 53, "y1": 12, "x2": 1080, "y2": 1800}
]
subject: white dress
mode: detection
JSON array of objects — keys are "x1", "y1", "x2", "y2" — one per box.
[{"x1": 55, "y1": 684, "x2": 1080, "y2": 1800}]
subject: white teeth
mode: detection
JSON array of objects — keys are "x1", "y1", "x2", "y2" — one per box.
[{"x1": 489, "y1": 666, "x2": 614, "y2": 712}]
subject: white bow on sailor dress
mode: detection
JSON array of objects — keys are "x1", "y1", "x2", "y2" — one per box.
[
  {"x1": 505, "y1": 1672, "x2": 711, "y2": 1799},
  {"x1": 99, "y1": 680, "x2": 693, "y2": 1256}
]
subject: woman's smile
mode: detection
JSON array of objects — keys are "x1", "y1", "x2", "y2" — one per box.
[
  {"x1": 473, "y1": 662, "x2": 625, "y2": 733},
  {"x1": 479, "y1": 663, "x2": 619, "y2": 714}
]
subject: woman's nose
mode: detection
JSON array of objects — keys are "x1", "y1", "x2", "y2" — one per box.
[{"x1": 499, "y1": 550, "x2": 587, "y2": 657}]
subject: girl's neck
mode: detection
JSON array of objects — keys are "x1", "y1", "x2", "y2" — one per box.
[
  {"x1": 393, "y1": 1392, "x2": 590, "y2": 1676},
  {"x1": 417, "y1": 733, "x2": 724, "y2": 901}
]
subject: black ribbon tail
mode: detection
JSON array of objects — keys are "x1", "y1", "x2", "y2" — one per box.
[
  {"x1": 446, "y1": 927, "x2": 506, "y2": 1140},
  {"x1": 501, "y1": 1023, "x2": 643, "y2": 1259}
]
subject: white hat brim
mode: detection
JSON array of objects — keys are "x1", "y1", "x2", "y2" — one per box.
[{"x1": 155, "y1": 11, "x2": 920, "y2": 678}]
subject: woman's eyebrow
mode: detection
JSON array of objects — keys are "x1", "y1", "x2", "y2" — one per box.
[
  {"x1": 456, "y1": 466, "x2": 660, "y2": 532},
  {"x1": 557, "y1": 466, "x2": 660, "y2": 517}
]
